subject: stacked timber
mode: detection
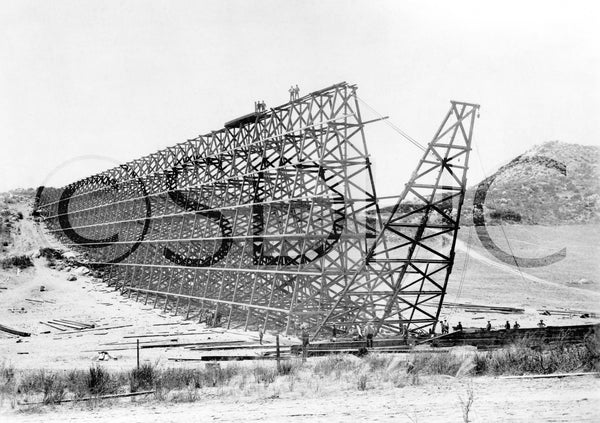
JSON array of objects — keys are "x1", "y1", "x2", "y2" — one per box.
[{"x1": 444, "y1": 302, "x2": 524, "y2": 314}]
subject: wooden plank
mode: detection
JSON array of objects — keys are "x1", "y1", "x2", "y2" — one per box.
[
  {"x1": 0, "y1": 324, "x2": 31, "y2": 337},
  {"x1": 48, "y1": 320, "x2": 83, "y2": 330},
  {"x1": 39, "y1": 321, "x2": 66, "y2": 331},
  {"x1": 18, "y1": 390, "x2": 155, "y2": 405},
  {"x1": 499, "y1": 372, "x2": 599, "y2": 380},
  {"x1": 57, "y1": 324, "x2": 133, "y2": 335}
]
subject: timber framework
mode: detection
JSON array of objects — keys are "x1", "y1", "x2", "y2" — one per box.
[{"x1": 35, "y1": 82, "x2": 479, "y2": 339}]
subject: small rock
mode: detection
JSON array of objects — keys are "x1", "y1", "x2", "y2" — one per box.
[
  {"x1": 67, "y1": 274, "x2": 77, "y2": 281},
  {"x1": 75, "y1": 266, "x2": 90, "y2": 275},
  {"x1": 40, "y1": 285, "x2": 46, "y2": 292}
]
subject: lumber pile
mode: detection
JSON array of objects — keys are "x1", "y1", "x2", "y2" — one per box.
[
  {"x1": 537, "y1": 308, "x2": 598, "y2": 318},
  {"x1": 444, "y1": 302, "x2": 524, "y2": 314},
  {"x1": 40, "y1": 319, "x2": 95, "y2": 331}
]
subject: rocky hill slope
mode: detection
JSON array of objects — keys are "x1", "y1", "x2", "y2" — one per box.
[{"x1": 462, "y1": 141, "x2": 599, "y2": 225}]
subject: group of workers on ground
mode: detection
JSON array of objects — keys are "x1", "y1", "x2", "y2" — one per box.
[
  {"x1": 257, "y1": 316, "x2": 550, "y2": 362},
  {"x1": 441, "y1": 319, "x2": 546, "y2": 333}
]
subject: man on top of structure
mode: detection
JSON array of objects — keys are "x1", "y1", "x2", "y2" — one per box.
[{"x1": 289, "y1": 85, "x2": 300, "y2": 101}]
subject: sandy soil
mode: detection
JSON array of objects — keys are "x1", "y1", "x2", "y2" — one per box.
[
  {"x1": 0, "y1": 201, "x2": 285, "y2": 372},
  {"x1": 3, "y1": 375, "x2": 599, "y2": 422}
]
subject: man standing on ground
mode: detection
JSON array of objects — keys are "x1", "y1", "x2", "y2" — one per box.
[
  {"x1": 301, "y1": 323, "x2": 310, "y2": 362},
  {"x1": 364, "y1": 322, "x2": 374, "y2": 348}
]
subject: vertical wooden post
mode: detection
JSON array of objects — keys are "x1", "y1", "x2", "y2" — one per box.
[
  {"x1": 136, "y1": 338, "x2": 140, "y2": 369},
  {"x1": 276, "y1": 334, "x2": 280, "y2": 372}
]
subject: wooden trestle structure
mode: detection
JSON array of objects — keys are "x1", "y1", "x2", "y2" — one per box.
[{"x1": 35, "y1": 82, "x2": 479, "y2": 338}]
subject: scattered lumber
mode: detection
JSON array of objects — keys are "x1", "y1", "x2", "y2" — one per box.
[
  {"x1": 537, "y1": 308, "x2": 598, "y2": 318},
  {"x1": 47, "y1": 320, "x2": 83, "y2": 330},
  {"x1": 177, "y1": 355, "x2": 289, "y2": 362},
  {"x1": 152, "y1": 322, "x2": 192, "y2": 326},
  {"x1": 54, "y1": 319, "x2": 95, "y2": 329},
  {"x1": 19, "y1": 390, "x2": 155, "y2": 405},
  {"x1": 141, "y1": 341, "x2": 240, "y2": 350},
  {"x1": 444, "y1": 302, "x2": 524, "y2": 314},
  {"x1": 188, "y1": 343, "x2": 276, "y2": 351},
  {"x1": 0, "y1": 323, "x2": 31, "y2": 337},
  {"x1": 39, "y1": 321, "x2": 66, "y2": 331},
  {"x1": 122, "y1": 331, "x2": 211, "y2": 338},
  {"x1": 57, "y1": 324, "x2": 133, "y2": 335},
  {"x1": 25, "y1": 298, "x2": 44, "y2": 303},
  {"x1": 499, "y1": 372, "x2": 599, "y2": 380}
]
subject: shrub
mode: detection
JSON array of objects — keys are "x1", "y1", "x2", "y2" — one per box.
[
  {"x1": 42, "y1": 375, "x2": 66, "y2": 405},
  {"x1": 0, "y1": 362, "x2": 15, "y2": 395},
  {"x1": 1, "y1": 255, "x2": 33, "y2": 270},
  {"x1": 39, "y1": 248, "x2": 63, "y2": 261},
  {"x1": 87, "y1": 366, "x2": 115, "y2": 395},
  {"x1": 253, "y1": 365, "x2": 277, "y2": 386},
  {"x1": 313, "y1": 355, "x2": 360, "y2": 377},
  {"x1": 277, "y1": 360, "x2": 296, "y2": 376},
  {"x1": 411, "y1": 352, "x2": 466, "y2": 376},
  {"x1": 357, "y1": 374, "x2": 368, "y2": 391},
  {"x1": 130, "y1": 364, "x2": 155, "y2": 392}
]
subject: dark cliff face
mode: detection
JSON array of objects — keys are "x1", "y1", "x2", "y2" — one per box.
[{"x1": 462, "y1": 141, "x2": 600, "y2": 225}]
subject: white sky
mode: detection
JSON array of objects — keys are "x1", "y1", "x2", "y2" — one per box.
[{"x1": 1, "y1": 0, "x2": 598, "y2": 197}]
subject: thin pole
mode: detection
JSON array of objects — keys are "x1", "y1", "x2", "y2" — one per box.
[
  {"x1": 136, "y1": 338, "x2": 140, "y2": 369},
  {"x1": 276, "y1": 334, "x2": 281, "y2": 372}
]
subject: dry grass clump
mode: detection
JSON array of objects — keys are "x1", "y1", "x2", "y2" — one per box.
[
  {"x1": 474, "y1": 336, "x2": 600, "y2": 375},
  {"x1": 1, "y1": 254, "x2": 33, "y2": 269},
  {"x1": 3, "y1": 336, "x2": 598, "y2": 410}
]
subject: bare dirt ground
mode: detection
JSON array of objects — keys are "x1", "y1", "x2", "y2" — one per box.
[
  {"x1": 4, "y1": 375, "x2": 600, "y2": 422},
  {"x1": 1, "y1": 198, "x2": 599, "y2": 422}
]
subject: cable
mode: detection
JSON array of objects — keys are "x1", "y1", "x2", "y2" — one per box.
[
  {"x1": 473, "y1": 144, "x2": 527, "y2": 286},
  {"x1": 356, "y1": 96, "x2": 427, "y2": 152}
]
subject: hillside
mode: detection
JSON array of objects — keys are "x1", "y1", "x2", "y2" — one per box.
[
  {"x1": 375, "y1": 141, "x2": 599, "y2": 226},
  {"x1": 462, "y1": 141, "x2": 600, "y2": 225}
]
